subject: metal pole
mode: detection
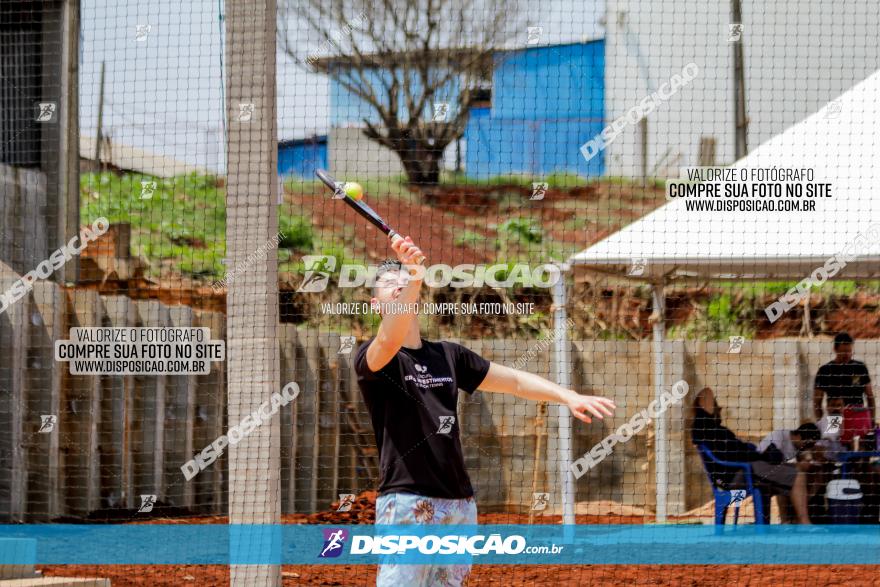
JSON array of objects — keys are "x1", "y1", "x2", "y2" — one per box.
[
  {"x1": 552, "y1": 268, "x2": 575, "y2": 537},
  {"x1": 95, "y1": 61, "x2": 105, "y2": 167},
  {"x1": 732, "y1": 0, "x2": 748, "y2": 159},
  {"x1": 639, "y1": 117, "x2": 648, "y2": 186},
  {"x1": 58, "y1": 0, "x2": 81, "y2": 286},
  {"x1": 652, "y1": 283, "x2": 667, "y2": 523}
]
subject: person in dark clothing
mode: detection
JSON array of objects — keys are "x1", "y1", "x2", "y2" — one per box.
[
  {"x1": 355, "y1": 236, "x2": 617, "y2": 586},
  {"x1": 691, "y1": 387, "x2": 812, "y2": 524},
  {"x1": 813, "y1": 332, "x2": 875, "y2": 420},
  {"x1": 814, "y1": 333, "x2": 880, "y2": 524}
]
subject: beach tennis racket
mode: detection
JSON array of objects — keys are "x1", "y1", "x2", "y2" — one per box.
[{"x1": 315, "y1": 169, "x2": 425, "y2": 264}]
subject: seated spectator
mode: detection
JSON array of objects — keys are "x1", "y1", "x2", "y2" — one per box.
[
  {"x1": 757, "y1": 423, "x2": 822, "y2": 463},
  {"x1": 691, "y1": 387, "x2": 812, "y2": 524},
  {"x1": 758, "y1": 423, "x2": 833, "y2": 522}
]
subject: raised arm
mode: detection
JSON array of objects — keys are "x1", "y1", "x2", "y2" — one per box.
[
  {"x1": 477, "y1": 362, "x2": 616, "y2": 423},
  {"x1": 365, "y1": 237, "x2": 425, "y2": 372}
]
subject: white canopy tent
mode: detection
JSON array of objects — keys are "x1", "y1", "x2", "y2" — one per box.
[{"x1": 554, "y1": 70, "x2": 880, "y2": 524}]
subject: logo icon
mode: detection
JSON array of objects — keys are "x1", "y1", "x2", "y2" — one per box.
[
  {"x1": 415, "y1": 364, "x2": 428, "y2": 374},
  {"x1": 531, "y1": 492, "x2": 550, "y2": 511},
  {"x1": 331, "y1": 181, "x2": 346, "y2": 200},
  {"x1": 140, "y1": 180, "x2": 157, "y2": 200},
  {"x1": 336, "y1": 493, "x2": 356, "y2": 512},
  {"x1": 337, "y1": 336, "x2": 355, "y2": 356},
  {"x1": 824, "y1": 100, "x2": 842, "y2": 119},
  {"x1": 827, "y1": 415, "x2": 843, "y2": 434},
  {"x1": 728, "y1": 23, "x2": 743, "y2": 42},
  {"x1": 319, "y1": 528, "x2": 348, "y2": 558},
  {"x1": 729, "y1": 489, "x2": 747, "y2": 505},
  {"x1": 530, "y1": 182, "x2": 548, "y2": 201},
  {"x1": 432, "y1": 102, "x2": 449, "y2": 122},
  {"x1": 238, "y1": 103, "x2": 255, "y2": 122},
  {"x1": 728, "y1": 336, "x2": 744, "y2": 354},
  {"x1": 35, "y1": 102, "x2": 57, "y2": 123},
  {"x1": 138, "y1": 494, "x2": 157, "y2": 513},
  {"x1": 135, "y1": 24, "x2": 152, "y2": 41},
  {"x1": 38, "y1": 415, "x2": 57, "y2": 433},
  {"x1": 527, "y1": 26, "x2": 543, "y2": 45},
  {"x1": 627, "y1": 258, "x2": 647, "y2": 277},
  {"x1": 437, "y1": 416, "x2": 456, "y2": 434},
  {"x1": 297, "y1": 256, "x2": 337, "y2": 293}
]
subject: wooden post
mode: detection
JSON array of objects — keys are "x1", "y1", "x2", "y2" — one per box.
[
  {"x1": 168, "y1": 306, "x2": 197, "y2": 510},
  {"x1": 1, "y1": 286, "x2": 28, "y2": 521},
  {"x1": 69, "y1": 290, "x2": 102, "y2": 515},
  {"x1": 280, "y1": 324, "x2": 298, "y2": 513},
  {"x1": 306, "y1": 341, "x2": 321, "y2": 512},
  {"x1": 30, "y1": 281, "x2": 66, "y2": 519},
  {"x1": 101, "y1": 296, "x2": 135, "y2": 510},
  {"x1": 528, "y1": 402, "x2": 547, "y2": 524},
  {"x1": 57, "y1": 0, "x2": 81, "y2": 285},
  {"x1": 134, "y1": 300, "x2": 170, "y2": 502},
  {"x1": 194, "y1": 309, "x2": 227, "y2": 515}
]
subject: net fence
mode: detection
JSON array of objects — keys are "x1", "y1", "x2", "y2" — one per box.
[{"x1": 1, "y1": 0, "x2": 879, "y2": 585}]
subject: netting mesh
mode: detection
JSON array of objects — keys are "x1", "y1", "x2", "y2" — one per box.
[{"x1": 1, "y1": 0, "x2": 880, "y2": 584}]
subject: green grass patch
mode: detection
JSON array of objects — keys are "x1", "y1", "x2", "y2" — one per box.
[{"x1": 81, "y1": 171, "x2": 319, "y2": 281}]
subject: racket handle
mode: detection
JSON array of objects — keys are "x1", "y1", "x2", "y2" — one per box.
[{"x1": 389, "y1": 232, "x2": 426, "y2": 265}]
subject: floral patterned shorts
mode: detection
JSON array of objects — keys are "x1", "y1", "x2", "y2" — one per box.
[{"x1": 375, "y1": 492, "x2": 478, "y2": 587}]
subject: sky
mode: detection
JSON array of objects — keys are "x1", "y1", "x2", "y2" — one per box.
[{"x1": 79, "y1": 0, "x2": 603, "y2": 173}]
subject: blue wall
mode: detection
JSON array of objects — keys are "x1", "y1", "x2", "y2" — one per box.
[
  {"x1": 326, "y1": 41, "x2": 606, "y2": 179},
  {"x1": 278, "y1": 136, "x2": 327, "y2": 177},
  {"x1": 464, "y1": 41, "x2": 605, "y2": 178}
]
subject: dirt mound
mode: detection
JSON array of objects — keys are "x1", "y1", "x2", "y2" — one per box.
[{"x1": 293, "y1": 490, "x2": 378, "y2": 525}]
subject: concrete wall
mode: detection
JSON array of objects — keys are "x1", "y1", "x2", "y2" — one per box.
[
  {"x1": 328, "y1": 126, "x2": 405, "y2": 179},
  {"x1": 603, "y1": 0, "x2": 880, "y2": 178}
]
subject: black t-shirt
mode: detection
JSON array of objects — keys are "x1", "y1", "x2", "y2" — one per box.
[
  {"x1": 354, "y1": 338, "x2": 490, "y2": 499},
  {"x1": 815, "y1": 359, "x2": 871, "y2": 406}
]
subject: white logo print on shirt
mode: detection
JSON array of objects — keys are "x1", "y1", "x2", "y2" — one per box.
[{"x1": 404, "y1": 363, "x2": 453, "y2": 389}]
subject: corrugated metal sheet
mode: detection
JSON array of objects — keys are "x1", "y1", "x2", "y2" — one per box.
[
  {"x1": 0, "y1": 29, "x2": 41, "y2": 167},
  {"x1": 278, "y1": 136, "x2": 328, "y2": 177},
  {"x1": 464, "y1": 41, "x2": 606, "y2": 178}
]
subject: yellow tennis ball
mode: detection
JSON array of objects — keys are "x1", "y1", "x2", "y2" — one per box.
[{"x1": 343, "y1": 182, "x2": 364, "y2": 200}]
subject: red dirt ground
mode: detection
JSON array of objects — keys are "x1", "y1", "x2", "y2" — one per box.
[
  {"x1": 38, "y1": 564, "x2": 880, "y2": 586},
  {"x1": 39, "y1": 492, "x2": 880, "y2": 586}
]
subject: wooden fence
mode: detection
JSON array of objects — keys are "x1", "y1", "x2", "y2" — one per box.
[
  {"x1": 2, "y1": 272, "x2": 879, "y2": 521},
  {"x1": 0, "y1": 279, "x2": 367, "y2": 521}
]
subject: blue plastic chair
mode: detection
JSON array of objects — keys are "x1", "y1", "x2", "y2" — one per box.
[{"x1": 696, "y1": 444, "x2": 767, "y2": 526}]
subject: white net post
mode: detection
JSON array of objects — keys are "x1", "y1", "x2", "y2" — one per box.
[{"x1": 226, "y1": 0, "x2": 281, "y2": 585}]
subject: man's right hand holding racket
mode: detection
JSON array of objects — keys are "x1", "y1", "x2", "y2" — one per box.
[{"x1": 391, "y1": 235, "x2": 426, "y2": 269}]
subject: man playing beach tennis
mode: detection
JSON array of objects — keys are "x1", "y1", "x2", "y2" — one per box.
[{"x1": 354, "y1": 236, "x2": 616, "y2": 587}]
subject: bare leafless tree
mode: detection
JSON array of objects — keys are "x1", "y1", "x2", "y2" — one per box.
[{"x1": 279, "y1": 0, "x2": 523, "y2": 186}]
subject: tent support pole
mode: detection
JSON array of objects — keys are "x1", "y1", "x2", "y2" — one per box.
[
  {"x1": 552, "y1": 268, "x2": 575, "y2": 536},
  {"x1": 652, "y1": 282, "x2": 668, "y2": 523}
]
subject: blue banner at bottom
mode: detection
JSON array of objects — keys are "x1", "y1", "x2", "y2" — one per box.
[{"x1": 0, "y1": 524, "x2": 878, "y2": 565}]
